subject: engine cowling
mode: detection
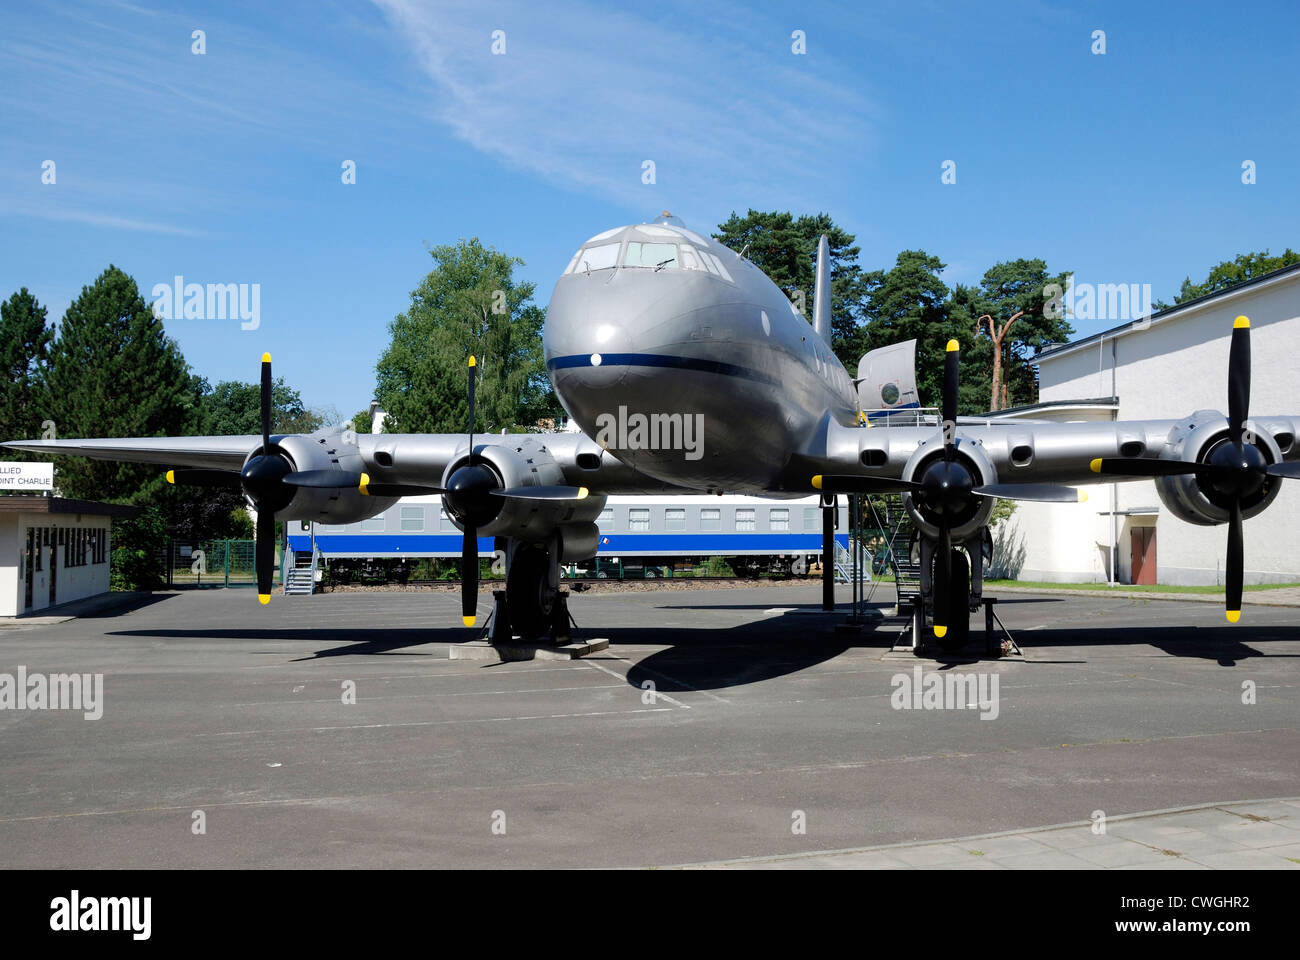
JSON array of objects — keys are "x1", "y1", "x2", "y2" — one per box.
[
  {"x1": 441, "y1": 438, "x2": 606, "y2": 544},
  {"x1": 255, "y1": 432, "x2": 398, "y2": 524},
  {"x1": 1155, "y1": 411, "x2": 1285, "y2": 525},
  {"x1": 900, "y1": 436, "x2": 997, "y2": 541}
]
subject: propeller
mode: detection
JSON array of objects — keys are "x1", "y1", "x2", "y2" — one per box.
[
  {"x1": 1089, "y1": 316, "x2": 1293, "y2": 622},
  {"x1": 817, "y1": 339, "x2": 1083, "y2": 640}
]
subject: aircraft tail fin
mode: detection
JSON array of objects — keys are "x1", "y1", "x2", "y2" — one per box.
[{"x1": 812, "y1": 234, "x2": 831, "y2": 344}]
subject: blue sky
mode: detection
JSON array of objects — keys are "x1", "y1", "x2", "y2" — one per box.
[{"x1": 3, "y1": 0, "x2": 1297, "y2": 420}]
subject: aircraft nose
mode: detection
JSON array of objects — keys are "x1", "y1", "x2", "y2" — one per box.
[{"x1": 544, "y1": 277, "x2": 631, "y2": 389}]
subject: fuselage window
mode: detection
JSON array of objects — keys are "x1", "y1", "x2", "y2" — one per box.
[
  {"x1": 700, "y1": 508, "x2": 720, "y2": 531},
  {"x1": 624, "y1": 242, "x2": 678, "y2": 270},
  {"x1": 708, "y1": 253, "x2": 735, "y2": 283},
  {"x1": 577, "y1": 242, "x2": 620, "y2": 272}
]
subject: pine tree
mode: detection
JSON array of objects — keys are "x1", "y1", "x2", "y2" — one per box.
[
  {"x1": 45, "y1": 265, "x2": 200, "y2": 505},
  {"x1": 0, "y1": 288, "x2": 54, "y2": 461}
]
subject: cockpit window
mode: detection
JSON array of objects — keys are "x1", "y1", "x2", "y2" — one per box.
[
  {"x1": 624, "y1": 241, "x2": 678, "y2": 270},
  {"x1": 574, "y1": 242, "x2": 621, "y2": 273},
  {"x1": 679, "y1": 246, "x2": 703, "y2": 271},
  {"x1": 707, "y1": 252, "x2": 735, "y2": 283}
]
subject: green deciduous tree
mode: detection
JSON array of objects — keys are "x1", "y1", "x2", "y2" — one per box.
[
  {"x1": 0, "y1": 288, "x2": 53, "y2": 462},
  {"x1": 197, "y1": 378, "x2": 323, "y2": 436},
  {"x1": 375, "y1": 239, "x2": 558, "y2": 434}
]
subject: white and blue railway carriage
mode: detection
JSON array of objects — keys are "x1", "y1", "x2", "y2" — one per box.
[{"x1": 286, "y1": 494, "x2": 849, "y2": 562}]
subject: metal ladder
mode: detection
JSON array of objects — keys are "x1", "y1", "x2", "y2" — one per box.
[{"x1": 283, "y1": 548, "x2": 317, "y2": 596}]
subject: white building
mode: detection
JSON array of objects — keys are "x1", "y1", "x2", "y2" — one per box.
[
  {"x1": 998, "y1": 263, "x2": 1300, "y2": 586},
  {"x1": 0, "y1": 497, "x2": 135, "y2": 615}
]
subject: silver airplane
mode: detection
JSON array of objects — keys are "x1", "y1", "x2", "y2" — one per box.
[{"x1": 9, "y1": 212, "x2": 1300, "y2": 649}]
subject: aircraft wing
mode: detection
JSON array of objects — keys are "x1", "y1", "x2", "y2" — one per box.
[{"x1": 4, "y1": 436, "x2": 262, "y2": 470}]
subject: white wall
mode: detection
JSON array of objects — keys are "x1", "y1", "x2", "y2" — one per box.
[
  {"x1": 7, "y1": 513, "x2": 114, "y2": 616},
  {"x1": 1021, "y1": 273, "x2": 1300, "y2": 585}
]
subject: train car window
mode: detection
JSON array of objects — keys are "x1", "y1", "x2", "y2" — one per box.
[
  {"x1": 598, "y1": 507, "x2": 614, "y2": 526},
  {"x1": 439, "y1": 508, "x2": 455, "y2": 530},
  {"x1": 736, "y1": 509, "x2": 755, "y2": 532},
  {"x1": 665, "y1": 508, "x2": 685, "y2": 531},
  {"x1": 700, "y1": 508, "x2": 720, "y2": 531},
  {"x1": 769, "y1": 508, "x2": 789, "y2": 531},
  {"x1": 629, "y1": 508, "x2": 650, "y2": 532},
  {"x1": 400, "y1": 506, "x2": 424, "y2": 531},
  {"x1": 361, "y1": 516, "x2": 385, "y2": 532},
  {"x1": 804, "y1": 507, "x2": 819, "y2": 530}
]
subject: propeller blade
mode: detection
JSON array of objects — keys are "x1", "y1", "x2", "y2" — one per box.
[
  {"x1": 812, "y1": 475, "x2": 920, "y2": 494},
  {"x1": 942, "y1": 339, "x2": 959, "y2": 461},
  {"x1": 283, "y1": 469, "x2": 364, "y2": 488},
  {"x1": 1226, "y1": 498, "x2": 1243, "y2": 622},
  {"x1": 461, "y1": 524, "x2": 479, "y2": 627},
  {"x1": 1227, "y1": 316, "x2": 1250, "y2": 448},
  {"x1": 166, "y1": 468, "x2": 240, "y2": 487},
  {"x1": 283, "y1": 470, "x2": 445, "y2": 498},
  {"x1": 1090, "y1": 457, "x2": 1208, "y2": 478},
  {"x1": 492, "y1": 485, "x2": 590, "y2": 501},
  {"x1": 255, "y1": 512, "x2": 276, "y2": 605},
  {"x1": 1264, "y1": 461, "x2": 1300, "y2": 479},
  {"x1": 466, "y1": 355, "x2": 477, "y2": 467},
  {"x1": 260, "y1": 352, "x2": 273, "y2": 451},
  {"x1": 973, "y1": 482, "x2": 1087, "y2": 503},
  {"x1": 933, "y1": 520, "x2": 951, "y2": 639}
]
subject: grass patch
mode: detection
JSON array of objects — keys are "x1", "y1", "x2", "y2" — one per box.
[{"x1": 985, "y1": 579, "x2": 1300, "y2": 595}]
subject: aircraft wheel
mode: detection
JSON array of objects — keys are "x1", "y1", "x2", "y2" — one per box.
[
  {"x1": 507, "y1": 545, "x2": 555, "y2": 639},
  {"x1": 934, "y1": 549, "x2": 971, "y2": 652}
]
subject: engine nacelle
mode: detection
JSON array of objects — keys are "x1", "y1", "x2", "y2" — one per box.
[
  {"x1": 260, "y1": 432, "x2": 398, "y2": 524},
  {"x1": 1155, "y1": 411, "x2": 1285, "y2": 525},
  {"x1": 901, "y1": 436, "x2": 997, "y2": 541},
  {"x1": 441, "y1": 437, "x2": 606, "y2": 543}
]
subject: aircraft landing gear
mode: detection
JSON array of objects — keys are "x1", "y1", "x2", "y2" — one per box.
[
  {"x1": 505, "y1": 542, "x2": 557, "y2": 640},
  {"x1": 934, "y1": 548, "x2": 971, "y2": 652}
]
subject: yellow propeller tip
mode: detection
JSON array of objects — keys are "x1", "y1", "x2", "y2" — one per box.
[
  {"x1": 1089, "y1": 458, "x2": 1103, "y2": 473},
  {"x1": 811, "y1": 475, "x2": 823, "y2": 490},
  {"x1": 165, "y1": 470, "x2": 174, "y2": 484},
  {"x1": 576, "y1": 486, "x2": 589, "y2": 499},
  {"x1": 933, "y1": 625, "x2": 947, "y2": 638},
  {"x1": 1078, "y1": 490, "x2": 1089, "y2": 503},
  {"x1": 1226, "y1": 610, "x2": 1241, "y2": 623},
  {"x1": 358, "y1": 472, "x2": 370, "y2": 495},
  {"x1": 468, "y1": 355, "x2": 477, "y2": 367},
  {"x1": 258, "y1": 593, "x2": 270, "y2": 605},
  {"x1": 945, "y1": 339, "x2": 960, "y2": 353},
  {"x1": 261, "y1": 352, "x2": 272, "y2": 363},
  {"x1": 1233, "y1": 316, "x2": 1250, "y2": 329},
  {"x1": 462, "y1": 615, "x2": 476, "y2": 627}
]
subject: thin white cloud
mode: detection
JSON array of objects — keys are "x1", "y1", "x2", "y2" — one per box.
[
  {"x1": 373, "y1": 0, "x2": 874, "y2": 220},
  {"x1": 6, "y1": 203, "x2": 202, "y2": 236}
]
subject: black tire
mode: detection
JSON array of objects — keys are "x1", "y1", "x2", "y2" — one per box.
[
  {"x1": 934, "y1": 549, "x2": 971, "y2": 652},
  {"x1": 507, "y1": 545, "x2": 555, "y2": 639}
]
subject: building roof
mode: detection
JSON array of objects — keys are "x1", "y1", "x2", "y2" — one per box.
[
  {"x1": 1034, "y1": 260, "x2": 1300, "y2": 364},
  {"x1": 0, "y1": 496, "x2": 140, "y2": 518}
]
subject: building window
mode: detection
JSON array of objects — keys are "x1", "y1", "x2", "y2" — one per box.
[
  {"x1": 665, "y1": 508, "x2": 686, "y2": 531},
  {"x1": 629, "y1": 508, "x2": 650, "y2": 532},
  {"x1": 804, "y1": 507, "x2": 819, "y2": 530},
  {"x1": 400, "y1": 506, "x2": 425, "y2": 531},
  {"x1": 700, "y1": 508, "x2": 720, "y2": 531},
  {"x1": 736, "y1": 508, "x2": 755, "y2": 532},
  {"x1": 770, "y1": 508, "x2": 789, "y2": 531}
]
